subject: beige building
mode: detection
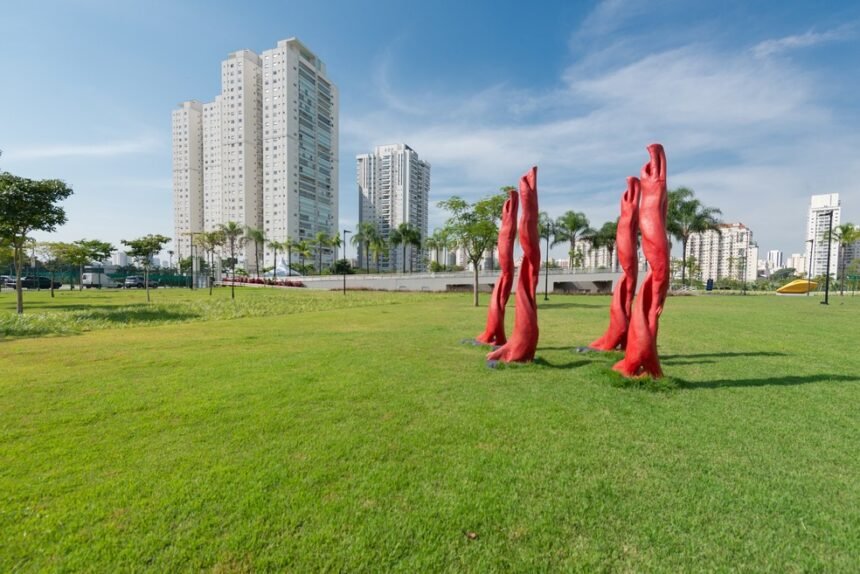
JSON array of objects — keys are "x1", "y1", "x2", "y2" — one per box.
[
  {"x1": 171, "y1": 100, "x2": 204, "y2": 260},
  {"x1": 806, "y1": 193, "x2": 841, "y2": 278},
  {"x1": 685, "y1": 223, "x2": 758, "y2": 283}
]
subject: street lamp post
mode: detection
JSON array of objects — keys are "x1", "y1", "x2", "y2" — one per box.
[
  {"x1": 343, "y1": 229, "x2": 351, "y2": 296},
  {"x1": 822, "y1": 210, "x2": 834, "y2": 305},
  {"x1": 806, "y1": 238, "x2": 814, "y2": 296}
]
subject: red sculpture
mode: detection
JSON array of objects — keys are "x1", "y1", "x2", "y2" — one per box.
[
  {"x1": 613, "y1": 144, "x2": 669, "y2": 378},
  {"x1": 589, "y1": 177, "x2": 641, "y2": 351},
  {"x1": 487, "y1": 167, "x2": 540, "y2": 364},
  {"x1": 475, "y1": 188, "x2": 519, "y2": 346}
]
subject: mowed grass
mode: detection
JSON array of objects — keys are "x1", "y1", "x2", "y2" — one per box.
[{"x1": 1, "y1": 288, "x2": 859, "y2": 572}]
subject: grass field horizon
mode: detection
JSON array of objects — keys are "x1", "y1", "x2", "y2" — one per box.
[{"x1": 2, "y1": 289, "x2": 858, "y2": 571}]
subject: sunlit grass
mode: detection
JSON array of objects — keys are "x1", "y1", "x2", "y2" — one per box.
[{"x1": 1, "y1": 290, "x2": 858, "y2": 571}]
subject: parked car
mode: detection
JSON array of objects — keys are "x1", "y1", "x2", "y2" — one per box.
[
  {"x1": 8, "y1": 276, "x2": 63, "y2": 289},
  {"x1": 124, "y1": 276, "x2": 158, "y2": 289}
]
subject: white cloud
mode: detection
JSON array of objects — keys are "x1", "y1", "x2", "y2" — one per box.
[
  {"x1": 752, "y1": 25, "x2": 855, "y2": 58},
  {"x1": 6, "y1": 135, "x2": 162, "y2": 160}
]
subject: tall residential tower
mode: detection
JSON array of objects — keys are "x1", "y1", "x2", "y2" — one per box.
[
  {"x1": 357, "y1": 144, "x2": 430, "y2": 272},
  {"x1": 172, "y1": 38, "x2": 337, "y2": 274},
  {"x1": 806, "y1": 193, "x2": 840, "y2": 278}
]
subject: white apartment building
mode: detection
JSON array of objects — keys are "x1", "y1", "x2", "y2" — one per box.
[
  {"x1": 806, "y1": 193, "x2": 841, "y2": 278},
  {"x1": 171, "y1": 100, "x2": 204, "y2": 260},
  {"x1": 111, "y1": 251, "x2": 129, "y2": 267},
  {"x1": 357, "y1": 144, "x2": 430, "y2": 272},
  {"x1": 766, "y1": 250, "x2": 783, "y2": 270},
  {"x1": 685, "y1": 223, "x2": 758, "y2": 283},
  {"x1": 786, "y1": 253, "x2": 808, "y2": 275},
  {"x1": 173, "y1": 38, "x2": 337, "y2": 275},
  {"x1": 262, "y1": 39, "x2": 339, "y2": 270}
]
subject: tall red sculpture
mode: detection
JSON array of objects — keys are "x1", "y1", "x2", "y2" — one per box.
[
  {"x1": 613, "y1": 144, "x2": 669, "y2": 378},
  {"x1": 487, "y1": 167, "x2": 540, "y2": 364},
  {"x1": 475, "y1": 188, "x2": 519, "y2": 346},
  {"x1": 589, "y1": 177, "x2": 641, "y2": 351}
]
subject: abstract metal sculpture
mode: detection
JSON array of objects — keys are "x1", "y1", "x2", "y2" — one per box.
[
  {"x1": 487, "y1": 167, "x2": 540, "y2": 364},
  {"x1": 588, "y1": 177, "x2": 641, "y2": 351},
  {"x1": 475, "y1": 188, "x2": 519, "y2": 346},
  {"x1": 613, "y1": 144, "x2": 669, "y2": 378}
]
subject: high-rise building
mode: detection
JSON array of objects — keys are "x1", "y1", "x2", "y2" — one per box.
[
  {"x1": 806, "y1": 193, "x2": 841, "y2": 278},
  {"x1": 766, "y1": 250, "x2": 783, "y2": 270},
  {"x1": 357, "y1": 144, "x2": 430, "y2": 272},
  {"x1": 261, "y1": 39, "x2": 339, "y2": 270},
  {"x1": 171, "y1": 100, "x2": 204, "y2": 260},
  {"x1": 685, "y1": 223, "x2": 758, "y2": 283},
  {"x1": 786, "y1": 253, "x2": 808, "y2": 275},
  {"x1": 173, "y1": 38, "x2": 337, "y2": 274}
]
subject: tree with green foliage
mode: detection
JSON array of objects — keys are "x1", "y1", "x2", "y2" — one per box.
[
  {"x1": 329, "y1": 233, "x2": 342, "y2": 263},
  {"x1": 351, "y1": 222, "x2": 377, "y2": 273},
  {"x1": 36, "y1": 241, "x2": 71, "y2": 298},
  {"x1": 824, "y1": 222, "x2": 859, "y2": 295},
  {"x1": 68, "y1": 239, "x2": 114, "y2": 290},
  {"x1": 284, "y1": 238, "x2": 297, "y2": 276},
  {"x1": 552, "y1": 211, "x2": 592, "y2": 270},
  {"x1": 369, "y1": 234, "x2": 388, "y2": 273},
  {"x1": 121, "y1": 234, "x2": 170, "y2": 303},
  {"x1": 266, "y1": 239, "x2": 285, "y2": 284},
  {"x1": 594, "y1": 221, "x2": 618, "y2": 269},
  {"x1": 538, "y1": 212, "x2": 555, "y2": 301},
  {"x1": 314, "y1": 231, "x2": 331, "y2": 274},
  {"x1": 218, "y1": 221, "x2": 246, "y2": 300},
  {"x1": 196, "y1": 231, "x2": 225, "y2": 294},
  {"x1": 389, "y1": 223, "x2": 419, "y2": 274},
  {"x1": 295, "y1": 240, "x2": 312, "y2": 275},
  {"x1": 438, "y1": 192, "x2": 507, "y2": 306},
  {"x1": 244, "y1": 226, "x2": 266, "y2": 278},
  {"x1": 0, "y1": 172, "x2": 74, "y2": 314},
  {"x1": 667, "y1": 187, "x2": 722, "y2": 287}
]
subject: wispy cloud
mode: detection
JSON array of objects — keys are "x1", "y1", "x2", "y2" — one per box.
[
  {"x1": 6, "y1": 135, "x2": 162, "y2": 160},
  {"x1": 752, "y1": 25, "x2": 855, "y2": 58}
]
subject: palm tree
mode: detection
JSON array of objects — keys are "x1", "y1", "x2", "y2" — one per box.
[
  {"x1": 267, "y1": 239, "x2": 284, "y2": 284},
  {"x1": 553, "y1": 211, "x2": 592, "y2": 271},
  {"x1": 296, "y1": 240, "x2": 312, "y2": 275},
  {"x1": 390, "y1": 222, "x2": 419, "y2": 273},
  {"x1": 314, "y1": 231, "x2": 330, "y2": 274},
  {"x1": 825, "y1": 222, "x2": 859, "y2": 295},
  {"x1": 329, "y1": 232, "x2": 342, "y2": 264},
  {"x1": 408, "y1": 228, "x2": 422, "y2": 273},
  {"x1": 244, "y1": 226, "x2": 266, "y2": 278},
  {"x1": 425, "y1": 230, "x2": 447, "y2": 269},
  {"x1": 666, "y1": 188, "x2": 722, "y2": 287},
  {"x1": 351, "y1": 222, "x2": 376, "y2": 273},
  {"x1": 591, "y1": 220, "x2": 618, "y2": 271},
  {"x1": 538, "y1": 212, "x2": 555, "y2": 301},
  {"x1": 284, "y1": 238, "x2": 297, "y2": 276},
  {"x1": 217, "y1": 221, "x2": 246, "y2": 300},
  {"x1": 370, "y1": 235, "x2": 388, "y2": 273}
]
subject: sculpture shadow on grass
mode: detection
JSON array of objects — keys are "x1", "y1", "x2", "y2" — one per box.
[
  {"x1": 661, "y1": 352, "x2": 789, "y2": 366},
  {"x1": 537, "y1": 302, "x2": 605, "y2": 310},
  {"x1": 677, "y1": 373, "x2": 858, "y2": 390},
  {"x1": 531, "y1": 357, "x2": 591, "y2": 370}
]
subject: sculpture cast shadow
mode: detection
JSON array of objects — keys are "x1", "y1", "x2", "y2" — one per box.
[{"x1": 676, "y1": 373, "x2": 859, "y2": 390}]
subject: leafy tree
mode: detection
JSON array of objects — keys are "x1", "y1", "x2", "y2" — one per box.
[
  {"x1": 590, "y1": 220, "x2": 618, "y2": 271},
  {"x1": 70, "y1": 239, "x2": 114, "y2": 290},
  {"x1": 0, "y1": 172, "x2": 74, "y2": 314},
  {"x1": 369, "y1": 234, "x2": 388, "y2": 273},
  {"x1": 329, "y1": 233, "x2": 342, "y2": 263},
  {"x1": 217, "y1": 221, "x2": 246, "y2": 300},
  {"x1": 36, "y1": 241, "x2": 71, "y2": 298},
  {"x1": 296, "y1": 240, "x2": 312, "y2": 274},
  {"x1": 244, "y1": 226, "x2": 266, "y2": 278},
  {"x1": 284, "y1": 238, "x2": 297, "y2": 276},
  {"x1": 824, "y1": 222, "x2": 859, "y2": 295},
  {"x1": 121, "y1": 234, "x2": 170, "y2": 303},
  {"x1": 331, "y1": 259, "x2": 354, "y2": 275},
  {"x1": 266, "y1": 239, "x2": 285, "y2": 284},
  {"x1": 438, "y1": 193, "x2": 507, "y2": 306},
  {"x1": 666, "y1": 187, "x2": 722, "y2": 287},
  {"x1": 196, "y1": 230, "x2": 225, "y2": 294},
  {"x1": 389, "y1": 223, "x2": 415, "y2": 274},
  {"x1": 553, "y1": 211, "x2": 592, "y2": 270},
  {"x1": 351, "y1": 222, "x2": 377, "y2": 273},
  {"x1": 770, "y1": 267, "x2": 797, "y2": 282},
  {"x1": 314, "y1": 231, "x2": 331, "y2": 274},
  {"x1": 538, "y1": 212, "x2": 555, "y2": 301},
  {"x1": 425, "y1": 230, "x2": 446, "y2": 269}
]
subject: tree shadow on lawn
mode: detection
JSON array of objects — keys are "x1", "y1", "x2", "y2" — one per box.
[{"x1": 74, "y1": 307, "x2": 201, "y2": 324}]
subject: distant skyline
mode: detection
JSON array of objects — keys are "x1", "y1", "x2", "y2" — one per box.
[{"x1": 1, "y1": 0, "x2": 859, "y2": 259}]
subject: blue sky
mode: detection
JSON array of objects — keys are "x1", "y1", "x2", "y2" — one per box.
[{"x1": 1, "y1": 0, "x2": 859, "y2": 260}]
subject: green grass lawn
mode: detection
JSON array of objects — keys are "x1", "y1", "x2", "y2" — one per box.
[{"x1": 1, "y1": 288, "x2": 859, "y2": 572}]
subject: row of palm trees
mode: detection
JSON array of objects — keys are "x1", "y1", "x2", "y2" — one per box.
[{"x1": 350, "y1": 222, "x2": 422, "y2": 273}]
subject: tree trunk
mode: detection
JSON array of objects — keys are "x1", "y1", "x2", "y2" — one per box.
[
  {"x1": 365, "y1": 245, "x2": 369, "y2": 273},
  {"x1": 841, "y1": 254, "x2": 846, "y2": 296},
  {"x1": 14, "y1": 247, "x2": 24, "y2": 315},
  {"x1": 544, "y1": 237, "x2": 550, "y2": 301},
  {"x1": 681, "y1": 237, "x2": 688, "y2": 287},
  {"x1": 473, "y1": 261, "x2": 480, "y2": 307},
  {"x1": 402, "y1": 245, "x2": 407, "y2": 273},
  {"x1": 144, "y1": 267, "x2": 151, "y2": 303},
  {"x1": 51, "y1": 271, "x2": 55, "y2": 298},
  {"x1": 79, "y1": 263, "x2": 84, "y2": 291}
]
